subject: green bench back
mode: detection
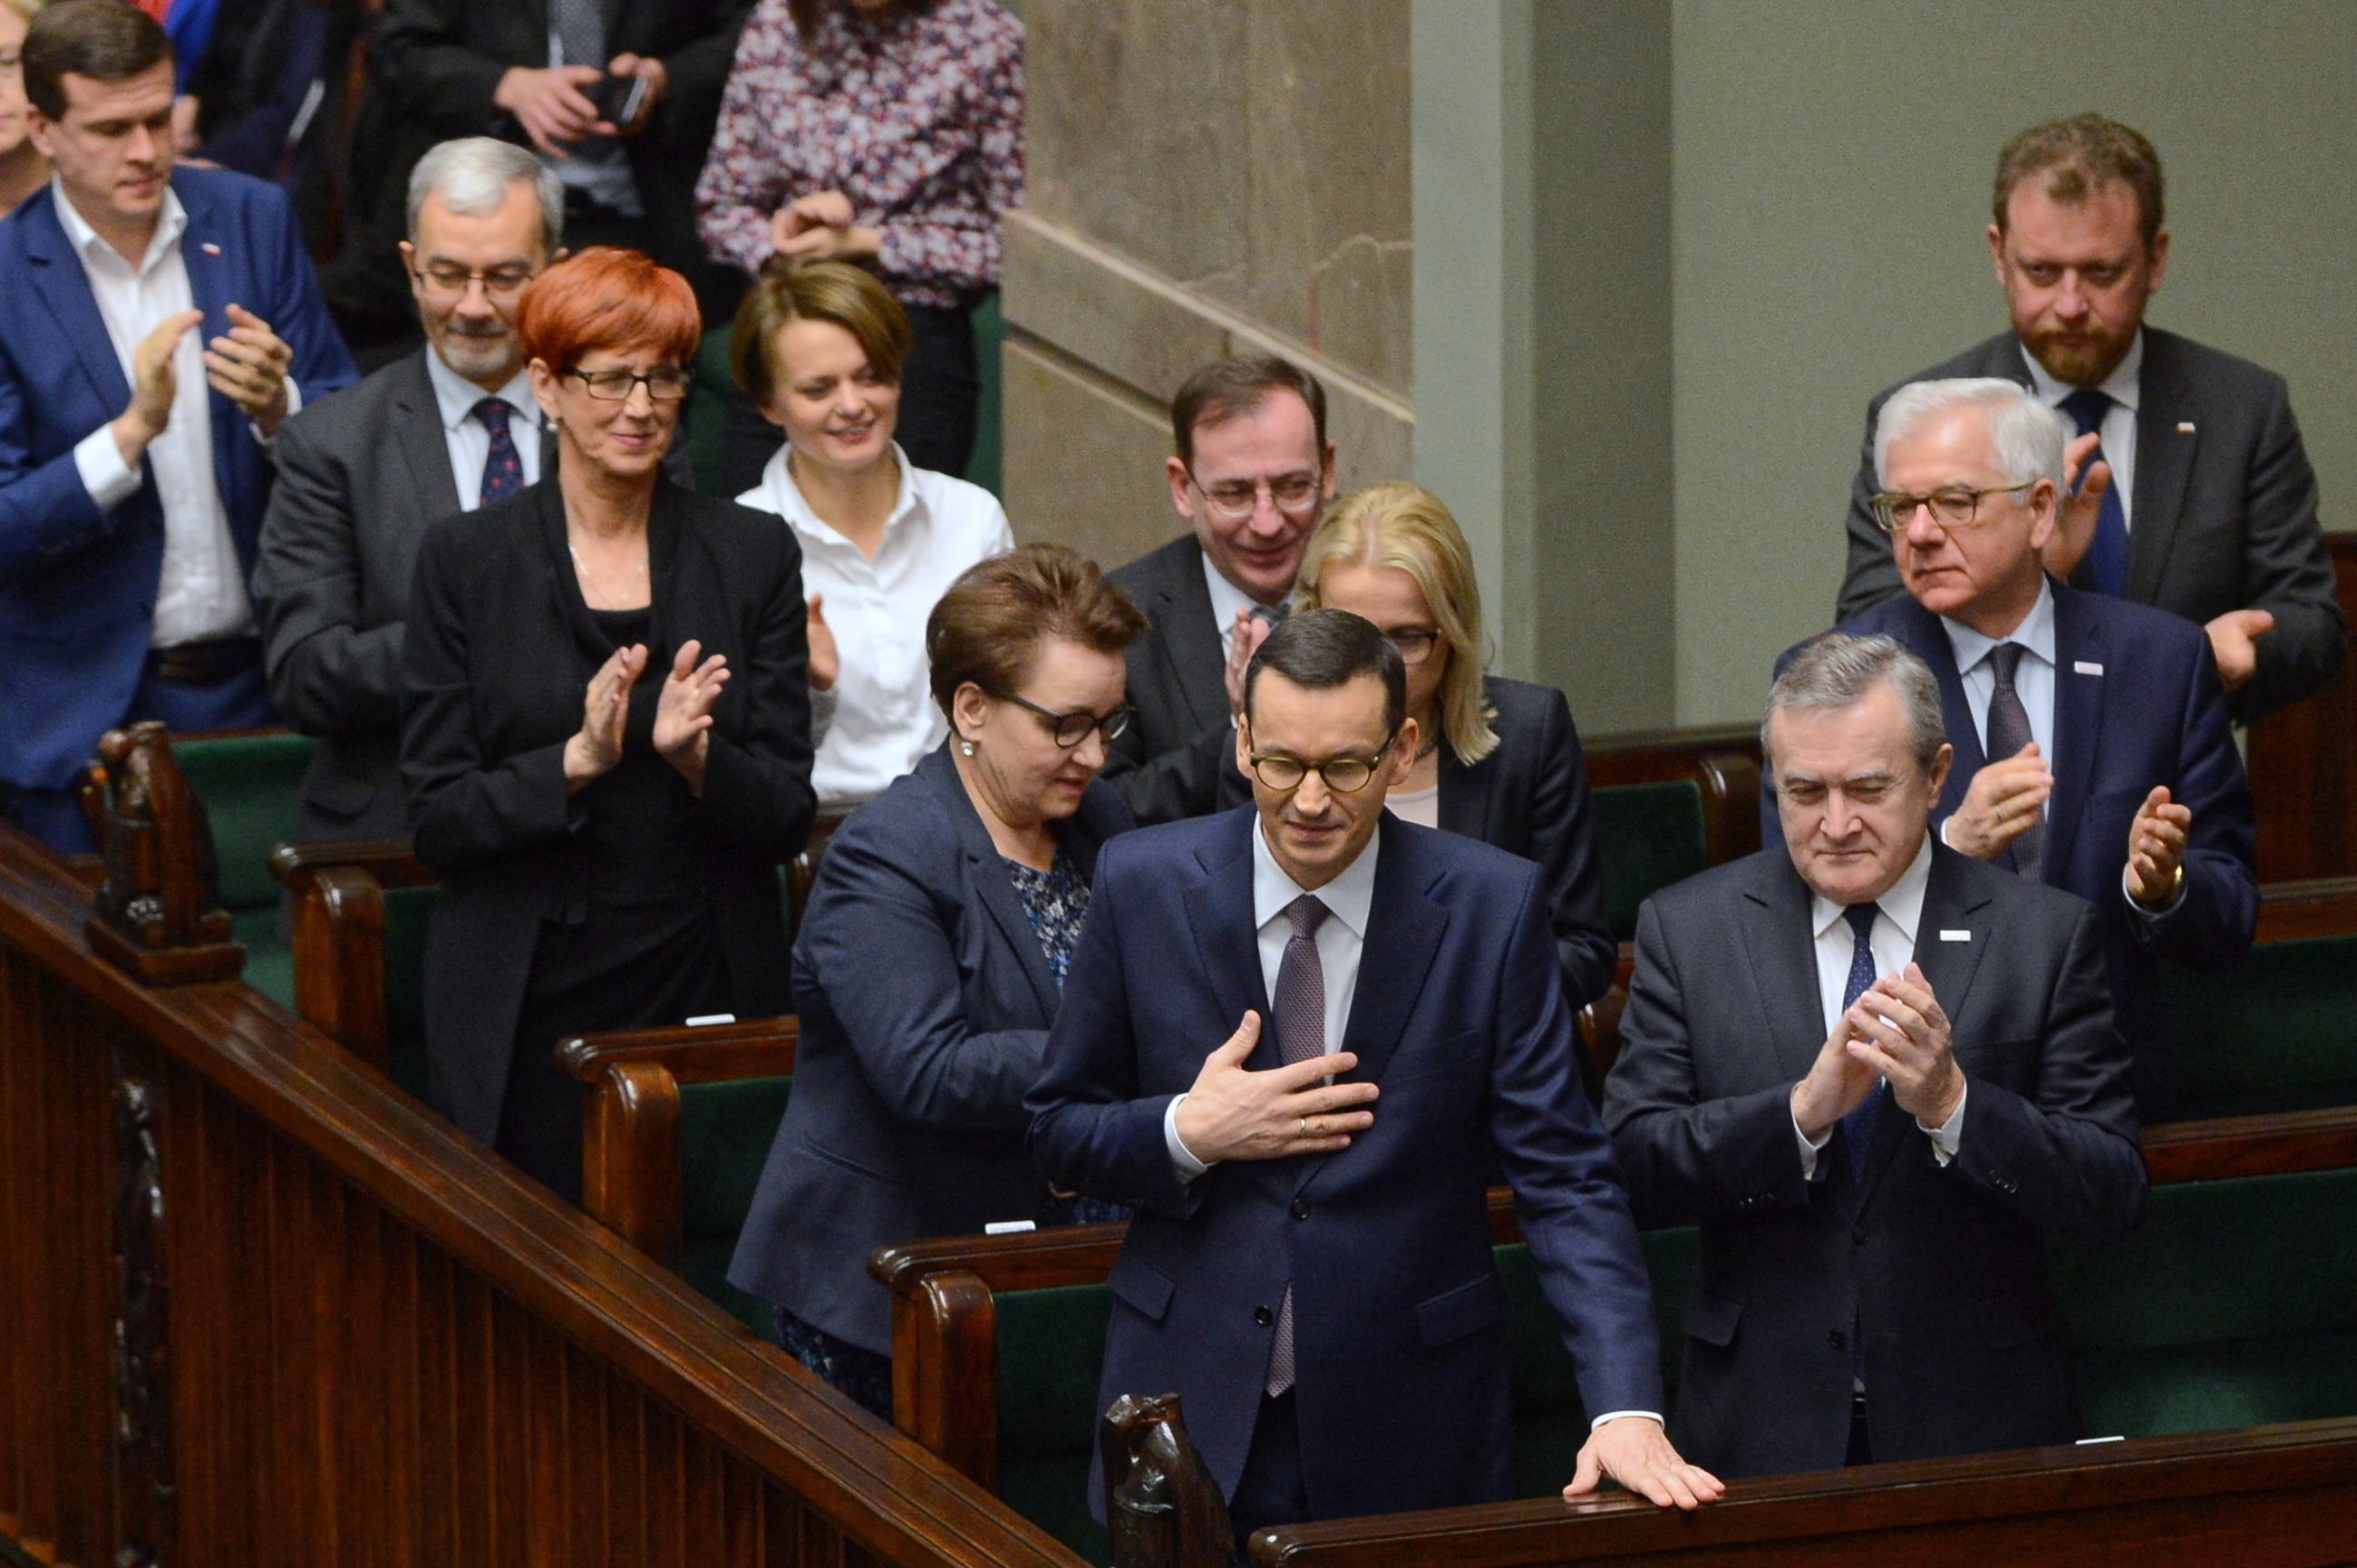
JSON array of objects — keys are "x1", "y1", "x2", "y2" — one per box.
[
  {"x1": 677, "y1": 1075, "x2": 795, "y2": 1335},
  {"x1": 1590, "y1": 780, "x2": 1708, "y2": 939},
  {"x1": 2160, "y1": 936, "x2": 2357, "y2": 1118},
  {"x1": 175, "y1": 731, "x2": 317, "y2": 1007}
]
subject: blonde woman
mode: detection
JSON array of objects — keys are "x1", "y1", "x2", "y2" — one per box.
[
  {"x1": 0, "y1": 0, "x2": 48, "y2": 218},
  {"x1": 1294, "y1": 480, "x2": 1615, "y2": 1011}
]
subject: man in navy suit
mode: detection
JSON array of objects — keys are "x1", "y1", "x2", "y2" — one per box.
[
  {"x1": 0, "y1": 0, "x2": 355, "y2": 853},
  {"x1": 1828, "y1": 376, "x2": 2255, "y2": 1119},
  {"x1": 1029, "y1": 610, "x2": 1721, "y2": 1551}
]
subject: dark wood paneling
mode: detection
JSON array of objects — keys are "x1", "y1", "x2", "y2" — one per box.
[{"x1": 2247, "y1": 534, "x2": 2357, "y2": 881}]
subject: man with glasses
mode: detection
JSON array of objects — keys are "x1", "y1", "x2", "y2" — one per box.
[
  {"x1": 1836, "y1": 114, "x2": 2342, "y2": 725},
  {"x1": 1031, "y1": 609, "x2": 1722, "y2": 1553},
  {"x1": 252, "y1": 138, "x2": 560, "y2": 843},
  {"x1": 1105, "y1": 354, "x2": 1337, "y2": 824},
  {"x1": 1808, "y1": 376, "x2": 2254, "y2": 1120},
  {"x1": 0, "y1": 0, "x2": 355, "y2": 853}
]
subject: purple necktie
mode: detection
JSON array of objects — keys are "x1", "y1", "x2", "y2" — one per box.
[
  {"x1": 474, "y1": 397, "x2": 525, "y2": 504},
  {"x1": 1264, "y1": 894, "x2": 1328, "y2": 1398},
  {"x1": 1984, "y1": 643, "x2": 2045, "y2": 880}
]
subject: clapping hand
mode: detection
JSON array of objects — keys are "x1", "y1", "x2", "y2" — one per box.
[
  {"x1": 2203, "y1": 609, "x2": 2275, "y2": 694},
  {"x1": 655, "y1": 639, "x2": 731, "y2": 790},
  {"x1": 111, "y1": 308, "x2": 203, "y2": 463},
  {"x1": 1944, "y1": 742, "x2": 2051, "y2": 861},
  {"x1": 1844, "y1": 964, "x2": 1961, "y2": 1127},
  {"x1": 2126, "y1": 785, "x2": 2192, "y2": 905},
  {"x1": 1222, "y1": 607, "x2": 1275, "y2": 718},
  {"x1": 806, "y1": 594, "x2": 839, "y2": 692},
  {"x1": 565, "y1": 644, "x2": 647, "y2": 791},
  {"x1": 206, "y1": 304, "x2": 295, "y2": 435},
  {"x1": 2041, "y1": 431, "x2": 2113, "y2": 579}
]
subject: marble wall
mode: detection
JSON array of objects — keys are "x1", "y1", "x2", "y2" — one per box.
[{"x1": 1004, "y1": 0, "x2": 1414, "y2": 566}]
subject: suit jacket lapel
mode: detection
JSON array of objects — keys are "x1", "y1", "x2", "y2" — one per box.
[
  {"x1": 393, "y1": 350, "x2": 465, "y2": 516},
  {"x1": 1889, "y1": 600, "x2": 1983, "y2": 817},
  {"x1": 21, "y1": 191, "x2": 133, "y2": 418},
  {"x1": 174, "y1": 178, "x2": 246, "y2": 521},
  {"x1": 1738, "y1": 854, "x2": 1828, "y2": 1086},
  {"x1": 2042, "y1": 586, "x2": 2109, "y2": 881},
  {"x1": 1157, "y1": 544, "x2": 1230, "y2": 732},
  {"x1": 2126, "y1": 331, "x2": 2199, "y2": 604},
  {"x1": 1336, "y1": 817, "x2": 1447, "y2": 1086},
  {"x1": 1183, "y1": 812, "x2": 1272, "y2": 1065},
  {"x1": 1857, "y1": 847, "x2": 1993, "y2": 1211},
  {"x1": 927, "y1": 752, "x2": 1062, "y2": 1022}
]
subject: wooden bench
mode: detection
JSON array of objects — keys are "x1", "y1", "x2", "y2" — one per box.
[
  {"x1": 1583, "y1": 727, "x2": 1764, "y2": 940},
  {"x1": 269, "y1": 837, "x2": 440, "y2": 1094}
]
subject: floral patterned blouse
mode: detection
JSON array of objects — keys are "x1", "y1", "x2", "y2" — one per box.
[
  {"x1": 1003, "y1": 852, "x2": 1090, "y2": 988},
  {"x1": 694, "y1": 0, "x2": 1025, "y2": 310}
]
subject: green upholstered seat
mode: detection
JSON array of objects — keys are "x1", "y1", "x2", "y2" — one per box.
[
  {"x1": 1590, "y1": 781, "x2": 1709, "y2": 940},
  {"x1": 2058, "y1": 1166, "x2": 2357, "y2": 1438},
  {"x1": 2159, "y1": 937, "x2": 2357, "y2": 1118},
  {"x1": 174, "y1": 731, "x2": 317, "y2": 1007},
  {"x1": 676, "y1": 1075, "x2": 794, "y2": 1334},
  {"x1": 688, "y1": 325, "x2": 736, "y2": 496}
]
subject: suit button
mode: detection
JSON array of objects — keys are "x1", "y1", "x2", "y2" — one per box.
[
  {"x1": 1254, "y1": 1305, "x2": 1273, "y2": 1326},
  {"x1": 1291, "y1": 1198, "x2": 1311, "y2": 1221},
  {"x1": 1828, "y1": 1330, "x2": 1847, "y2": 1351}
]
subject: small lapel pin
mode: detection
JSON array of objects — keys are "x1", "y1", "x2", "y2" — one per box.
[
  {"x1": 1939, "y1": 930, "x2": 1972, "y2": 943},
  {"x1": 2074, "y1": 660, "x2": 2103, "y2": 675},
  {"x1": 2177, "y1": 421, "x2": 2197, "y2": 434},
  {"x1": 199, "y1": 241, "x2": 221, "y2": 256}
]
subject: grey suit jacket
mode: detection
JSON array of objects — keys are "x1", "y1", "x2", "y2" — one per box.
[
  {"x1": 1102, "y1": 534, "x2": 1244, "y2": 825},
  {"x1": 252, "y1": 347, "x2": 554, "y2": 840},
  {"x1": 1837, "y1": 327, "x2": 2345, "y2": 723}
]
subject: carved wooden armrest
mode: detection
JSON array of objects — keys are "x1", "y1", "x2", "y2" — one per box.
[{"x1": 268, "y1": 837, "x2": 437, "y2": 894}]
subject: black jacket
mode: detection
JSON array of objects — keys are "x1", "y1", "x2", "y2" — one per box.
[
  {"x1": 1101, "y1": 535, "x2": 1241, "y2": 826},
  {"x1": 400, "y1": 477, "x2": 814, "y2": 1142}
]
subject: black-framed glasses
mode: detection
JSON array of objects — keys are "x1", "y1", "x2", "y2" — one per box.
[
  {"x1": 1246, "y1": 730, "x2": 1399, "y2": 794},
  {"x1": 1188, "y1": 469, "x2": 1323, "y2": 522},
  {"x1": 567, "y1": 366, "x2": 693, "y2": 402},
  {"x1": 1868, "y1": 481, "x2": 2034, "y2": 534},
  {"x1": 411, "y1": 262, "x2": 538, "y2": 302},
  {"x1": 1382, "y1": 627, "x2": 1443, "y2": 667},
  {"x1": 993, "y1": 690, "x2": 1134, "y2": 749}
]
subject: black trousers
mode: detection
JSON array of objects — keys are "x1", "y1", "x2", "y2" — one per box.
[
  {"x1": 716, "y1": 296, "x2": 982, "y2": 496},
  {"x1": 1227, "y1": 1389, "x2": 1308, "y2": 1563}
]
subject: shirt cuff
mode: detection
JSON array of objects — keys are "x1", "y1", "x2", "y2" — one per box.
[
  {"x1": 1163, "y1": 1093, "x2": 1211, "y2": 1182},
  {"x1": 248, "y1": 377, "x2": 303, "y2": 448},
  {"x1": 73, "y1": 423, "x2": 141, "y2": 511},
  {"x1": 2121, "y1": 861, "x2": 2187, "y2": 921},
  {"x1": 1794, "y1": 1106, "x2": 1834, "y2": 1182},
  {"x1": 1588, "y1": 1410, "x2": 1664, "y2": 1432},
  {"x1": 1916, "y1": 1078, "x2": 1967, "y2": 1166}
]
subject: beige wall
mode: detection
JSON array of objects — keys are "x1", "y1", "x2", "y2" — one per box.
[{"x1": 1671, "y1": 0, "x2": 2357, "y2": 724}]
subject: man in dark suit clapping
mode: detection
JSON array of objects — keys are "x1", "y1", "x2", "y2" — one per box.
[{"x1": 1607, "y1": 633, "x2": 2147, "y2": 1478}]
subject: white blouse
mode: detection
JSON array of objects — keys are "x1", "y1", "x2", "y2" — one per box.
[{"x1": 740, "y1": 443, "x2": 1014, "y2": 808}]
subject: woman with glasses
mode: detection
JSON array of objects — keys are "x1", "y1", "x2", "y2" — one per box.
[
  {"x1": 0, "y1": 2, "x2": 48, "y2": 219},
  {"x1": 730, "y1": 545, "x2": 1142, "y2": 1415},
  {"x1": 402, "y1": 247, "x2": 816, "y2": 1203},
  {"x1": 733, "y1": 259, "x2": 1013, "y2": 818},
  {"x1": 1292, "y1": 482, "x2": 1617, "y2": 1015}
]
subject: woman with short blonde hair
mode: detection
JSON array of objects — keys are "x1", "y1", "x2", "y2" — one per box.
[{"x1": 1293, "y1": 480, "x2": 1616, "y2": 1013}]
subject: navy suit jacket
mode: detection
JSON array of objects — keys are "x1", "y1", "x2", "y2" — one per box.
[
  {"x1": 1605, "y1": 845, "x2": 2147, "y2": 1478},
  {"x1": 1027, "y1": 809, "x2": 1662, "y2": 1522},
  {"x1": 729, "y1": 745, "x2": 1133, "y2": 1354},
  {"x1": 0, "y1": 169, "x2": 355, "y2": 789},
  {"x1": 1822, "y1": 586, "x2": 2257, "y2": 1118}
]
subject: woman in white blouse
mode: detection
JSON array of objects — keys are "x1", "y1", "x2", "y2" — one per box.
[{"x1": 732, "y1": 260, "x2": 1014, "y2": 813}]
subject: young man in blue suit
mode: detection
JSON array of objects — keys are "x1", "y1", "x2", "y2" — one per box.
[
  {"x1": 1028, "y1": 609, "x2": 1721, "y2": 1552},
  {"x1": 1828, "y1": 377, "x2": 2256, "y2": 1120},
  {"x1": 0, "y1": 0, "x2": 355, "y2": 853}
]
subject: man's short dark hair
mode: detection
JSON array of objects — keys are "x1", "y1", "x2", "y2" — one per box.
[
  {"x1": 1993, "y1": 114, "x2": 2166, "y2": 253},
  {"x1": 1243, "y1": 608, "x2": 1406, "y2": 739},
  {"x1": 1170, "y1": 354, "x2": 1329, "y2": 471},
  {"x1": 24, "y1": 0, "x2": 174, "y2": 122}
]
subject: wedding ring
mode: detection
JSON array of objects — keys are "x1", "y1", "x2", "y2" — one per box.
[{"x1": 1299, "y1": 1116, "x2": 1310, "y2": 1137}]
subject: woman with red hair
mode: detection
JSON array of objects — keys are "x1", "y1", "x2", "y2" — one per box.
[{"x1": 401, "y1": 248, "x2": 817, "y2": 1202}]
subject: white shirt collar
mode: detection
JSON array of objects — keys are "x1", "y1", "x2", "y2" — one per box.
[
  {"x1": 1940, "y1": 573, "x2": 2057, "y2": 678},
  {"x1": 424, "y1": 349, "x2": 538, "y2": 436},
  {"x1": 2021, "y1": 327, "x2": 2143, "y2": 414},
  {"x1": 1810, "y1": 832, "x2": 1935, "y2": 945},
  {"x1": 51, "y1": 174, "x2": 185, "y2": 277},
  {"x1": 1250, "y1": 810, "x2": 1380, "y2": 943},
  {"x1": 1201, "y1": 546, "x2": 1268, "y2": 632},
  {"x1": 752, "y1": 442, "x2": 923, "y2": 550}
]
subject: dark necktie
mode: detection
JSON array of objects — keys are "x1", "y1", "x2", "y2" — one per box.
[
  {"x1": 474, "y1": 398, "x2": 526, "y2": 505},
  {"x1": 1984, "y1": 643, "x2": 2044, "y2": 881},
  {"x1": 2059, "y1": 387, "x2": 2129, "y2": 596},
  {"x1": 1264, "y1": 893, "x2": 1329, "y2": 1398},
  {"x1": 1838, "y1": 902, "x2": 1884, "y2": 1189}
]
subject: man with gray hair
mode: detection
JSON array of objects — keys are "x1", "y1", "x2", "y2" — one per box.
[
  {"x1": 1606, "y1": 631, "x2": 2145, "y2": 1478},
  {"x1": 1820, "y1": 375, "x2": 2255, "y2": 1120},
  {"x1": 253, "y1": 137, "x2": 564, "y2": 842}
]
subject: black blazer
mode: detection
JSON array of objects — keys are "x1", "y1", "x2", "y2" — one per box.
[
  {"x1": 1439, "y1": 675, "x2": 1616, "y2": 1012},
  {"x1": 1604, "y1": 844, "x2": 2147, "y2": 1479},
  {"x1": 1837, "y1": 327, "x2": 2347, "y2": 723},
  {"x1": 729, "y1": 745, "x2": 1134, "y2": 1354},
  {"x1": 400, "y1": 477, "x2": 814, "y2": 1143},
  {"x1": 1103, "y1": 535, "x2": 1243, "y2": 825},
  {"x1": 254, "y1": 348, "x2": 556, "y2": 841}
]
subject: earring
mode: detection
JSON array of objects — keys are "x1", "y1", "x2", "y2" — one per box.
[{"x1": 959, "y1": 739, "x2": 976, "y2": 757}]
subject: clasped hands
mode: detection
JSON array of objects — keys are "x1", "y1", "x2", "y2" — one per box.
[
  {"x1": 564, "y1": 639, "x2": 731, "y2": 795},
  {"x1": 1791, "y1": 962, "x2": 1961, "y2": 1141},
  {"x1": 770, "y1": 189, "x2": 883, "y2": 266},
  {"x1": 112, "y1": 303, "x2": 294, "y2": 461}
]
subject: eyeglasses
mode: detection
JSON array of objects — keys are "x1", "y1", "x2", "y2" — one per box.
[
  {"x1": 1188, "y1": 469, "x2": 1323, "y2": 522},
  {"x1": 1246, "y1": 731, "x2": 1399, "y2": 794},
  {"x1": 993, "y1": 690, "x2": 1135, "y2": 749},
  {"x1": 1382, "y1": 627, "x2": 1442, "y2": 667},
  {"x1": 1868, "y1": 482, "x2": 2035, "y2": 534},
  {"x1": 411, "y1": 263, "x2": 537, "y2": 302},
  {"x1": 567, "y1": 366, "x2": 693, "y2": 402}
]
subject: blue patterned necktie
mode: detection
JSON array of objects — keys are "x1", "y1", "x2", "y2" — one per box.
[
  {"x1": 474, "y1": 398, "x2": 525, "y2": 504},
  {"x1": 2060, "y1": 387, "x2": 2129, "y2": 596},
  {"x1": 1838, "y1": 903, "x2": 1885, "y2": 1187},
  {"x1": 1264, "y1": 893, "x2": 1328, "y2": 1398}
]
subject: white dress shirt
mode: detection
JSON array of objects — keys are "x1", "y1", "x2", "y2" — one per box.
[
  {"x1": 60, "y1": 179, "x2": 289, "y2": 649},
  {"x1": 739, "y1": 443, "x2": 1013, "y2": 808},
  {"x1": 1794, "y1": 834, "x2": 1965, "y2": 1176},
  {"x1": 423, "y1": 352, "x2": 543, "y2": 510},
  {"x1": 2022, "y1": 330, "x2": 2142, "y2": 531}
]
